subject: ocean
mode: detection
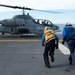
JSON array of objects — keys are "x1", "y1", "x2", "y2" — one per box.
[
  {"x1": 57, "y1": 24, "x2": 75, "y2": 31},
  {"x1": 55, "y1": 24, "x2": 75, "y2": 35}
]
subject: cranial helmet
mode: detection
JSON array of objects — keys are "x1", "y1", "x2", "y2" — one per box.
[
  {"x1": 65, "y1": 23, "x2": 72, "y2": 27},
  {"x1": 44, "y1": 26, "x2": 50, "y2": 30}
]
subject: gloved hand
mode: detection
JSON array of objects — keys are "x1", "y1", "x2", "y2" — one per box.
[
  {"x1": 62, "y1": 41, "x2": 64, "y2": 44},
  {"x1": 42, "y1": 44, "x2": 45, "y2": 46}
]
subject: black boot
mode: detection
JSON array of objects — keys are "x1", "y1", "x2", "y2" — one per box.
[
  {"x1": 49, "y1": 52, "x2": 54, "y2": 62},
  {"x1": 68, "y1": 55, "x2": 72, "y2": 65},
  {"x1": 43, "y1": 54, "x2": 51, "y2": 68}
]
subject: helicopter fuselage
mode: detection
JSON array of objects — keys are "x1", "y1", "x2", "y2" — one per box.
[{"x1": 0, "y1": 14, "x2": 59, "y2": 35}]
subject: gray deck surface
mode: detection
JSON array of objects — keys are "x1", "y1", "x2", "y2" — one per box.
[{"x1": 0, "y1": 34, "x2": 75, "y2": 75}]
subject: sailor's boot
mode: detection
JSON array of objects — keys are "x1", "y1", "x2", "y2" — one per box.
[
  {"x1": 49, "y1": 52, "x2": 54, "y2": 62},
  {"x1": 68, "y1": 55, "x2": 72, "y2": 65},
  {"x1": 43, "y1": 53, "x2": 51, "y2": 68}
]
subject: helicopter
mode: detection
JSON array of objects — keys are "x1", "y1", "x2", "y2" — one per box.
[{"x1": 0, "y1": 4, "x2": 60, "y2": 36}]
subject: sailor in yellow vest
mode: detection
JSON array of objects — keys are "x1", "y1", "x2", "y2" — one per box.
[{"x1": 41, "y1": 26, "x2": 59, "y2": 68}]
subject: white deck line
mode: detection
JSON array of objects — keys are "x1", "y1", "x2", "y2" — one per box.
[{"x1": 59, "y1": 42, "x2": 70, "y2": 55}]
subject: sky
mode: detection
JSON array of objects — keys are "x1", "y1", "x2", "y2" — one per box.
[{"x1": 0, "y1": 0, "x2": 75, "y2": 24}]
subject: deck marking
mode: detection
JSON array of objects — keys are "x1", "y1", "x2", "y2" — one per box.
[{"x1": 59, "y1": 42, "x2": 70, "y2": 55}]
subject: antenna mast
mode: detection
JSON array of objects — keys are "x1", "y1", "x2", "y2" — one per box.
[{"x1": 23, "y1": 8, "x2": 25, "y2": 15}]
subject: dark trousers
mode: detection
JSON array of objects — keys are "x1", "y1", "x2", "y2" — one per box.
[
  {"x1": 67, "y1": 40, "x2": 75, "y2": 64},
  {"x1": 43, "y1": 40, "x2": 55, "y2": 66}
]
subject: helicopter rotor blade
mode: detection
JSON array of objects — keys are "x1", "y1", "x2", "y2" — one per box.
[
  {"x1": 30, "y1": 9, "x2": 62, "y2": 14},
  {"x1": 0, "y1": 4, "x2": 62, "y2": 13},
  {"x1": 0, "y1": 4, "x2": 19, "y2": 9},
  {"x1": 0, "y1": 4, "x2": 32, "y2": 10}
]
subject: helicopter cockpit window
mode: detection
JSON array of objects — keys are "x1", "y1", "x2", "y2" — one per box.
[
  {"x1": 33, "y1": 19, "x2": 42, "y2": 24},
  {"x1": 46, "y1": 21, "x2": 53, "y2": 27},
  {"x1": 33, "y1": 19, "x2": 54, "y2": 27},
  {"x1": 36, "y1": 20, "x2": 40, "y2": 24},
  {"x1": 33, "y1": 19, "x2": 39, "y2": 24}
]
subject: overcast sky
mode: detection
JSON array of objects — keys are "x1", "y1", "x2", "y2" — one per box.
[{"x1": 0, "y1": 0, "x2": 75, "y2": 25}]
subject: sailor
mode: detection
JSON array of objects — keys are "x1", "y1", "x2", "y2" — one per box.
[
  {"x1": 41, "y1": 26, "x2": 59, "y2": 68},
  {"x1": 62, "y1": 23, "x2": 75, "y2": 65}
]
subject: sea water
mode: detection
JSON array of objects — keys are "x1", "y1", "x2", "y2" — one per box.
[
  {"x1": 56, "y1": 24, "x2": 75, "y2": 33},
  {"x1": 58, "y1": 24, "x2": 75, "y2": 31}
]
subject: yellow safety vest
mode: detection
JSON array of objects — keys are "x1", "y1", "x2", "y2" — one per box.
[{"x1": 44, "y1": 30, "x2": 55, "y2": 43}]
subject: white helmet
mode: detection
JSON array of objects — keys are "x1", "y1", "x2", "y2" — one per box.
[
  {"x1": 44, "y1": 26, "x2": 50, "y2": 30},
  {"x1": 65, "y1": 23, "x2": 72, "y2": 27}
]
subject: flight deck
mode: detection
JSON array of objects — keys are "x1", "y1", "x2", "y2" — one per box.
[{"x1": 0, "y1": 34, "x2": 75, "y2": 75}]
